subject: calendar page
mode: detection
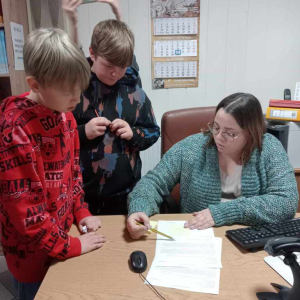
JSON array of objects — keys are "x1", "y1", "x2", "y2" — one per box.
[
  {"x1": 153, "y1": 18, "x2": 198, "y2": 35},
  {"x1": 154, "y1": 40, "x2": 197, "y2": 57},
  {"x1": 154, "y1": 61, "x2": 197, "y2": 78}
]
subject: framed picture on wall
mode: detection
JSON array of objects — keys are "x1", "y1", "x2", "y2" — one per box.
[{"x1": 26, "y1": 0, "x2": 67, "y2": 32}]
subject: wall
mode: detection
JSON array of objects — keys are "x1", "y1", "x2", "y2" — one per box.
[{"x1": 77, "y1": 0, "x2": 300, "y2": 175}]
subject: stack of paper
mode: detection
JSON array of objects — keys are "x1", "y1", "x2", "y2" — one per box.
[{"x1": 146, "y1": 221, "x2": 222, "y2": 294}]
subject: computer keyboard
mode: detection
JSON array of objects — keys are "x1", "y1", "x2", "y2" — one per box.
[{"x1": 226, "y1": 218, "x2": 300, "y2": 251}]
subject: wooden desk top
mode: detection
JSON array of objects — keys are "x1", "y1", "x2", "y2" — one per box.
[{"x1": 35, "y1": 214, "x2": 298, "y2": 300}]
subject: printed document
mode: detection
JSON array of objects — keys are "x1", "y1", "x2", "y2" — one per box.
[{"x1": 146, "y1": 221, "x2": 222, "y2": 294}]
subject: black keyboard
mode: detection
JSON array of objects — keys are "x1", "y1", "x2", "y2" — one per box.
[{"x1": 226, "y1": 218, "x2": 300, "y2": 251}]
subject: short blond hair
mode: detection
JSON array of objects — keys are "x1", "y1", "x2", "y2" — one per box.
[
  {"x1": 24, "y1": 28, "x2": 90, "y2": 92},
  {"x1": 91, "y1": 19, "x2": 134, "y2": 67}
]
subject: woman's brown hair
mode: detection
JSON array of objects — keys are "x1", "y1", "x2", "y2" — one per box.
[{"x1": 205, "y1": 93, "x2": 266, "y2": 164}]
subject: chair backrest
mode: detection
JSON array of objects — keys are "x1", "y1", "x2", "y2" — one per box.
[{"x1": 161, "y1": 106, "x2": 216, "y2": 202}]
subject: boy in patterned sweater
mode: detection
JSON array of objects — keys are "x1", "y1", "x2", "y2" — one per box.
[
  {"x1": 0, "y1": 28, "x2": 106, "y2": 300},
  {"x1": 64, "y1": 0, "x2": 160, "y2": 215}
]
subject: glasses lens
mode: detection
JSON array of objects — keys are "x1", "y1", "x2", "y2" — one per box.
[{"x1": 222, "y1": 133, "x2": 234, "y2": 142}]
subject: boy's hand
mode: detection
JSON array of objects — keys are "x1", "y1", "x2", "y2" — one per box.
[
  {"x1": 110, "y1": 119, "x2": 133, "y2": 140},
  {"x1": 127, "y1": 212, "x2": 150, "y2": 239},
  {"x1": 97, "y1": 0, "x2": 121, "y2": 21},
  {"x1": 62, "y1": 0, "x2": 82, "y2": 24},
  {"x1": 78, "y1": 232, "x2": 106, "y2": 254},
  {"x1": 85, "y1": 117, "x2": 111, "y2": 140},
  {"x1": 79, "y1": 216, "x2": 101, "y2": 233}
]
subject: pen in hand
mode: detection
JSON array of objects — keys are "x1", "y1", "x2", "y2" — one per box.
[{"x1": 135, "y1": 221, "x2": 175, "y2": 241}]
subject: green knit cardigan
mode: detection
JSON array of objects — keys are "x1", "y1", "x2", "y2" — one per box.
[{"x1": 128, "y1": 133, "x2": 298, "y2": 226}]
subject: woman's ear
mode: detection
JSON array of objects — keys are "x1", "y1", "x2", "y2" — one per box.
[{"x1": 26, "y1": 76, "x2": 40, "y2": 93}]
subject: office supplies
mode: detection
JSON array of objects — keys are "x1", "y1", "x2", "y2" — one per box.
[
  {"x1": 129, "y1": 251, "x2": 148, "y2": 273},
  {"x1": 257, "y1": 238, "x2": 300, "y2": 300},
  {"x1": 226, "y1": 217, "x2": 300, "y2": 252},
  {"x1": 269, "y1": 99, "x2": 300, "y2": 109},
  {"x1": 265, "y1": 107, "x2": 300, "y2": 121},
  {"x1": 264, "y1": 252, "x2": 300, "y2": 285},
  {"x1": 284, "y1": 89, "x2": 291, "y2": 100},
  {"x1": 94, "y1": 108, "x2": 100, "y2": 117},
  {"x1": 146, "y1": 221, "x2": 222, "y2": 295},
  {"x1": 136, "y1": 221, "x2": 175, "y2": 240}
]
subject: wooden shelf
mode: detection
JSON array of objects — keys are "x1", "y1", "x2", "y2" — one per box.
[
  {"x1": 0, "y1": 23, "x2": 4, "y2": 28},
  {"x1": 0, "y1": 73, "x2": 9, "y2": 78}
]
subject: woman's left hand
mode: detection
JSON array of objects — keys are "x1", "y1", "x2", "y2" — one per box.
[{"x1": 184, "y1": 208, "x2": 215, "y2": 230}]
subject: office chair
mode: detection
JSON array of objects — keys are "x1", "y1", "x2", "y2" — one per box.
[{"x1": 160, "y1": 106, "x2": 216, "y2": 213}]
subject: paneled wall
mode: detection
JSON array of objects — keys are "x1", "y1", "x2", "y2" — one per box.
[{"x1": 77, "y1": 0, "x2": 300, "y2": 175}]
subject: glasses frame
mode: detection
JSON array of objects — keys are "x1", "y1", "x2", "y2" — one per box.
[{"x1": 207, "y1": 121, "x2": 243, "y2": 142}]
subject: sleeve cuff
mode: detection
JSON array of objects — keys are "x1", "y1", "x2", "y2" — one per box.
[
  {"x1": 66, "y1": 237, "x2": 81, "y2": 258},
  {"x1": 74, "y1": 208, "x2": 92, "y2": 224},
  {"x1": 209, "y1": 201, "x2": 243, "y2": 226},
  {"x1": 126, "y1": 127, "x2": 140, "y2": 147},
  {"x1": 77, "y1": 125, "x2": 89, "y2": 145}
]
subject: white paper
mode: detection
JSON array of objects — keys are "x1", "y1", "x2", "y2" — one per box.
[
  {"x1": 156, "y1": 221, "x2": 215, "y2": 240},
  {"x1": 294, "y1": 82, "x2": 300, "y2": 100},
  {"x1": 153, "y1": 18, "x2": 198, "y2": 35},
  {"x1": 145, "y1": 221, "x2": 222, "y2": 294},
  {"x1": 10, "y1": 22, "x2": 24, "y2": 70},
  {"x1": 154, "y1": 40, "x2": 197, "y2": 57},
  {"x1": 146, "y1": 264, "x2": 221, "y2": 295},
  {"x1": 154, "y1": 61, "x2": 197, "y2": 78},
  {"x1": 264, "y1": 252, "x2": 300, "y2": 285}
]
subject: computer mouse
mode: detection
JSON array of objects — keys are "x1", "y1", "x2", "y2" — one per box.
[{"x1": 129, "y1": 251, "x2": 147, "y2": 273}]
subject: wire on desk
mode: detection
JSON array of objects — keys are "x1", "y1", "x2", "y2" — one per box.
[{"x1": 139, "y1": 273, "x2": 166, "y2": 300}]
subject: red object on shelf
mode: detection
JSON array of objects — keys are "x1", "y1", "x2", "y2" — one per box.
[{"x1": 269, "y1": 99, "x2": 300, "y2": 109}]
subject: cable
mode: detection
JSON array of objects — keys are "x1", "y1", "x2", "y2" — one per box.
[{"x1": 139, "y1": 273, "x2": 166, "y2": 300}]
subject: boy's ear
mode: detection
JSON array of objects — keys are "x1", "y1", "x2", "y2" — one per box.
[
  {"x1": 26, "y1": 76, "x2": 40, "y2": 93},
  {"x1": 89, "y1": 47, "x2": 95, "y2": 61}
]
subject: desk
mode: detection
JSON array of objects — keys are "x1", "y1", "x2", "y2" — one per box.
[{"x1": 35, "y1": 214, "x2": 298, "y2": 300}]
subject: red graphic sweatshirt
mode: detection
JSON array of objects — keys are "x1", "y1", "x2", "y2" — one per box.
[{"x1": 0, "y1": 93, "x2": 91, "y2": 283}]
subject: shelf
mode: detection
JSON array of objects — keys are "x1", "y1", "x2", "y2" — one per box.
[
  {"x1": 0, "y1": 73, "x2": 9, "y2": 78},
  {"x1": 0, "y1": 23, "x2": 4, "y2": 28}
]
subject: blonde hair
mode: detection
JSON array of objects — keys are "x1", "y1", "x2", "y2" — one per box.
[
  {"x1": 91, "y1": 19, "x2": 134, "y2": 67},
  {"x1": 24, "y1": 28, "x2": 90, "y2": 92}
]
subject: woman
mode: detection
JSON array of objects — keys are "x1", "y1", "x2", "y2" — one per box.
[{"x1": 127, "y1": 93, "x2": 298, "y2": 239}]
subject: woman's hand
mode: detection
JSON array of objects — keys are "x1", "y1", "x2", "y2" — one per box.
[
  {"x1": 127, "y1": 212, "x2": 150, "y2": 239},
  {"x1": 184, "y1": 208, "x2": 215, "y2": 230}
]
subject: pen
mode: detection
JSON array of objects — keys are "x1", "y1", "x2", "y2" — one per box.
[
  {"x1": 136, "y1": 221, "x2": 175, "y2": 241},
  {"x1": 94, "y1": 108, "x2": 100, "y2": 117}
]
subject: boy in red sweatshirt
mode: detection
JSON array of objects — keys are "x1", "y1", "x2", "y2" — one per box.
[{"x1": 0, "y1": 28, "x2": 106, "y2": 300}]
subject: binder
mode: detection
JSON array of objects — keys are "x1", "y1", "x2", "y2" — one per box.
[
  {"x1": 266, "y1": 107, "x2": 300, "y2": 122},
  {"x1": 269, "y1": 99, "x2": 300, "y2": 109}
]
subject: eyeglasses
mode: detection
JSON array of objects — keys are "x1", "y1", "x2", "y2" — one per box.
[{"x1": 207, "y1": 121, "x2": 243, "y2": 142}]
